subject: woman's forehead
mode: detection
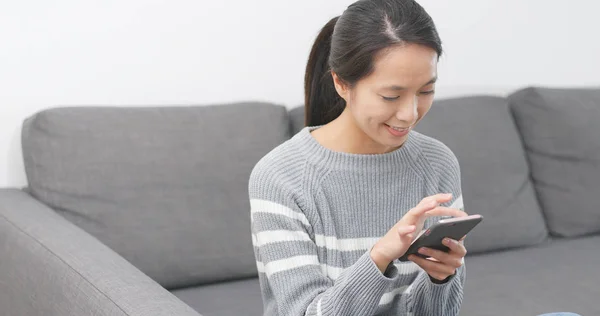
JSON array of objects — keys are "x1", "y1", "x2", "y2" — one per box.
[{"x1": 367, "y1": 44, "x2": 438, "y2": 87}]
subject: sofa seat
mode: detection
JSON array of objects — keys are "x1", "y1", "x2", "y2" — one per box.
[
  {"x1": 172, "y1": 235, "x2": 600, "y2": 316},
  {"x1": 172, "y1": 278, "x2": 263, "y2": 316},
  {"x1": 462, "y1": 235, "x2": 600, "y2": 316}
]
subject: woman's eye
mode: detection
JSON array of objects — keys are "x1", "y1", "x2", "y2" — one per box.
[
  {"x1": 420, "y1": 90, "x2": 435, "y2": 95},
  {"x1": 382, "y1": 96, "x2": 400, "y2": 101}
]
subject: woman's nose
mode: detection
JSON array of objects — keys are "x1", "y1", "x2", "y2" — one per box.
[{"x1": 395, "y1": 97, "x2": 418, "y2": 124}]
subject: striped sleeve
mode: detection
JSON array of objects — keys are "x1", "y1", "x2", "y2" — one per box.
[
  {"x1": 408, "y1": 142, "x2": 466, "y2": 316},
  {"x1": 249, "y1": 167, "x2": 399, "y2": 316}
]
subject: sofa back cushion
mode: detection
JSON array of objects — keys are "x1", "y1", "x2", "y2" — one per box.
[
  {"x1": 509, "y1": 87, "x2": 600, "y2": 237},
  {"x1": 22, "y1": 103, "x2": 290, "y2": 289},
  {"x1": 415, "y1": 96, "x2": 548, "y2": 253},
  {"x1": 289, "y1": 106, "x2": 305, "y2": 135}
]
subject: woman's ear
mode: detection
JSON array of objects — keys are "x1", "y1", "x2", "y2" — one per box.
[{"x1": 332, "y1": 71, "x2": 349, "y2": 101}]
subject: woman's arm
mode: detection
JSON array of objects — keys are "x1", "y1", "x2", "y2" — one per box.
[
  {"x1": 408, "y1": 263, "x2": 465, "y2": 316},
  {"x1": 408, "y1": 142, "x2": 467, "y2": 316},
  {"x1": 249, "y1": 177, "x2": 399, "y2": 316}
]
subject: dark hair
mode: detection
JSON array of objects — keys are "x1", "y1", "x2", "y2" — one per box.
[{"x1": 304, "y1": 0, "x2": 442, "y2": 126}]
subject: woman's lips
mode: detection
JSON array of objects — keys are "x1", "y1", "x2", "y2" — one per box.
[{"x1": 385, "y1": 124, "x2": 410, "y2": 137}]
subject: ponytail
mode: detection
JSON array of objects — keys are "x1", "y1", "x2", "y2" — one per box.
[{"x1": 304, "y1": 16, "x2": 345, "y2": 127}]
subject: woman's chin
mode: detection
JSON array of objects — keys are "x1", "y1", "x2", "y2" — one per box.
[{"x1": 375, "y1": 133, "x2": 410, "y2": 152}]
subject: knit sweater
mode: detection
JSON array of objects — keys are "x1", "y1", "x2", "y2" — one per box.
[{"x1": 248, "y1": 126, "x2": 465, "y2": 316}]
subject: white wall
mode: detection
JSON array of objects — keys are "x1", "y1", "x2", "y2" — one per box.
[{"x1": 1, "y1": 0, "x2": 599, "y2": 188}]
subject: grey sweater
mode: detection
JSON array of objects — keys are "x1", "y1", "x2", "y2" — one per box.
[{"x1": 248, "y1": 126, "x2": 465, "y2": 316}]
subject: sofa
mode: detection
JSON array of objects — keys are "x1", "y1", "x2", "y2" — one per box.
[{"x1": 0, "y1": 86, "x2": 598, "y2": 316}]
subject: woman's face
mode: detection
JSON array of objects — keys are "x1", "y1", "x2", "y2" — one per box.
[{"x1": 333, "y1": 43, "x2": 438, "y2": 152}]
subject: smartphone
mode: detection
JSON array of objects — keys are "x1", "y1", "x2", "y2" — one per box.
[{"x1": 398, "y1": 214, "x2": 483, "y2": 262}]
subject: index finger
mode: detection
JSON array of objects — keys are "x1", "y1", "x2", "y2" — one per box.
[
  {"x1": 425, "y1": 206, "x2": 468, "y2": 218},
  {"x1": 405, "y1": 194, "x2": 453, "y2": 220}
]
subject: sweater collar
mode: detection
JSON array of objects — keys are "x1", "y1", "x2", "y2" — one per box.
[{"x1": 294, "y1": 125, "x2": 422, "y2": 172}]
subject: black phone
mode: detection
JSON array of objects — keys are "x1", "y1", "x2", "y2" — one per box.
[{"x1": 398, "y1": 214, "x2": 483, "y2": 262}]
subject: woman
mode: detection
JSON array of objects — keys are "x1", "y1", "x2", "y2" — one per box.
[{"x1": 248, "y1": 0, "x2": 466, "y2": 315}]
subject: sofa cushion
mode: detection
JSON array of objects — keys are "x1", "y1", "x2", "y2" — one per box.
[
  {"x1": 462, "y1": 235, "x2": 600, "y2": 316},
  {"x1": 288, "y1": 106, "x2": 305, "y2": 135},
  {"x1": 509, "y1": 87, "x2": 600, "y2": 237},
  {"x1": 171, "y1": 278, "x2": 262, "y2": 316},
  {"x1": 414, "y1": 96, "x2": 548, "y2": 253},
  {"x1": 21, "y1": 103, "x2": 290, "y2": 289}
]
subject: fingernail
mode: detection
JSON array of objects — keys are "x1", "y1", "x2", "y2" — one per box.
[
  {"x1": 443, "y1": 238, "x2": 452, "y2": 245},
  {"x1": 418, "y1": 248, "x2": 428, "y2": 254},
  {"x1": 445, "y1": 193, "x2": 453, "y2": 198}
]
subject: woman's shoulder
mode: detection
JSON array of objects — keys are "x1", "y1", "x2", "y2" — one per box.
[
  {"x1": 249, "y1": 130, "x2": 308, "y2": 189},
  {"x1": 410, "y1": 131, "x2": 459, "y2": 170}
]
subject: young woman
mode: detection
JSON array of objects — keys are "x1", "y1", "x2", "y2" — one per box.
[{"x1": 249, "y1": 0, "x2": 467, "y2": 315}]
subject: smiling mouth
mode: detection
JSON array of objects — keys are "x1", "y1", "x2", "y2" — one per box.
[{"x1": 385, "y1": 124, "x2": 410, "y2": 131}]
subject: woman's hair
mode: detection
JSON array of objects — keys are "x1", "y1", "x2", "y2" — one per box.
[{"x1": 304, "y1": 0, "x2": 442, "y2": 126}]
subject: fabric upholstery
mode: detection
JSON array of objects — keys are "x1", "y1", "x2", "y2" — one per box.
[
  {"x1": 21, "y1": 103, "x2": 289, "y2": 289},
  {"x1": 0, "y1": 188, "x2": 200, "y2": 316},
  {"x1": 172, "y1": 278, "x2": 262, "y2": 316},
  {"x1": 461, "y1": 235, "x2": 600, "y2": 316},
  {"x1": 174, "y1": 235, "x2": 600, "y2": 316},
  {"x1": 509, "y1": 87, "x2": 600, "y2": 237},
  {"x1": 288, "y1": 105, "x2": 305, "y2": 136},
  {"x1": 415, "y1": 96, "x2": 548, "y2": 253}
]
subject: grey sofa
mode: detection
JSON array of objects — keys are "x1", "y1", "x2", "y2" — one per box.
[{"x1": 0, "y1": 86, "x2": 598, "y2": 316}]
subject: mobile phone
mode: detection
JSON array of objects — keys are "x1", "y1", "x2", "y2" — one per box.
[{"x1": 398, "y1": 214, "x2": 483, "y2": 262}]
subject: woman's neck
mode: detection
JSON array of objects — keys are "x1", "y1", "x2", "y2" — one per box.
[{"x1": 310, "y1": 109, "x2": 399, "y2": 155}]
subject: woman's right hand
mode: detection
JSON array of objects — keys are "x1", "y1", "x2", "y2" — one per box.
[{"x1": 370, "y1": 193, "x2": 468, "y2": 273}]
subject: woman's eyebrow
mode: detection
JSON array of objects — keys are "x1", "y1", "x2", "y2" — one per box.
[{"x1": 382, "y1": 77, "x2": 438, "y2": 91}]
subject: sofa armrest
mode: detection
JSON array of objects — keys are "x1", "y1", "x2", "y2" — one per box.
[{"x1": 0, "y1": 188, "x2": 201, "y2": 316}]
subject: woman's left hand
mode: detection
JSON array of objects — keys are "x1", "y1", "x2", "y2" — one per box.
[{"x1": 408, "y1": 237, "x2": 467, "y2": 282}]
